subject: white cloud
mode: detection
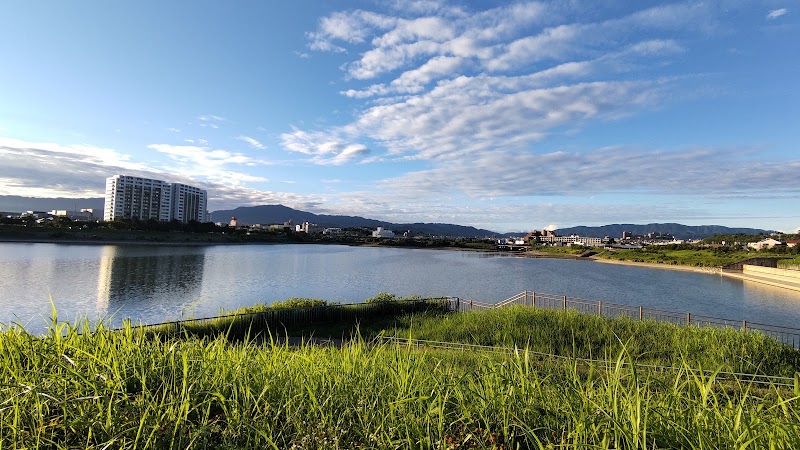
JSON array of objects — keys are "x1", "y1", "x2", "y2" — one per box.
[
  {"x1": 197, "y1": 115, "x2": 226, "y2": 129},
  {"x1": 307, "y1": 10, "x2": 397, "y2": 52},
  {"x1": 767, "y1": 8, "x2": 788, "y2": 19},
  {"x1": 280, "y1": 128, "x2": 370, "y2": 165},
  {"x1": 167, "y1": 128, "x2": 182, "y2": 133},
  {"x1": 0, "y1": 137, "x2": 326, "y2": 213},
  {"x1": 376, "y1": 147, "x2": 800, "y2": 198},
  {"x1": 237, "y1": 135, "x2": 266, "y2": 150},
  {"x1": 0, "y1": 137, "x2": 163, "y2": 197},
  {"x1": 147, "y1": 144, "x2": 266, "y2": 167},
  {"x1": 146, "y1": 144, "x2": 272, "y2": 187},
  {"x1": 354, "y1": 79, "x2": 663, "y2": 160},
  {"x1": 197, "y1": 115, "x2": 226, "y2": 122},
  {"x1": 296, "y1": 2, "x2": 706, "y2": 166},
  {"x1": 0, "y1": 136, "x2": 144, "y2": 170}
]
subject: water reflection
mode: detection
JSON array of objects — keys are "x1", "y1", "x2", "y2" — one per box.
[
  {"x1": 4, "y1": 243, "x2": 800, "y2": 332},
  {"x1": 95, "y1": 246, "x2": 206, "y2": 321}
]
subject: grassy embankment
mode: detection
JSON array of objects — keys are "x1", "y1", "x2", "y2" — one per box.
[
  {"x1": 2, "y1": 298, "x2": 799, "y2": 449},
  {"x1": 529, "y1": 245, "x2": 797, "y2": 268},
  {"x1": 778, "y1": 256, "x2": 800, "y2": 269},
  {"x1": 593, "y1": 248, "x2": 754, "y2": 267}
]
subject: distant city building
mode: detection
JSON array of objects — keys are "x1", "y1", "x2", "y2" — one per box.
[
  {"x1": 103, "y1": 175, "x2": 207, "y2": 222},
  {"x1": 519, "y1": 229, "x2": 602, "y2": 247},
  {"x1": 523, "y1": 229, "x2": 556, "y2": 243},
  {"x1": 538, "y1": 235, "x2": 603, "y2": 247},
  {"x1": 372, "y1": 227, "x2": 395, "y2": 238},
  {"x1": 747, "y1": 238, "x2": 784, "y2": 250},
  {"x1": 48, "y1": 208, "x2": 97, "y2": 221},
  {"x1": 299, "y1": 222, "x2": 323, "y2": 234}
]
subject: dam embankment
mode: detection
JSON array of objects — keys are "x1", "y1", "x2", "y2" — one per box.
[{"x1": 721, "y1": 265, "x2": 800, "y2": 293}]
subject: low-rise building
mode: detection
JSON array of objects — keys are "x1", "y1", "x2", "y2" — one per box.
[
  {"x1": 48, "y1": 208, "x2": 97, "y2": 221},
  {"x1": 299, "y1": 222, "x2": 323, "y2": 234},
  {"x1": 748, "y1": 238, "x2": 784, "y2": 250},
  {"x1": 372, "y1": 227, "x2": 395, "y2": 238}
]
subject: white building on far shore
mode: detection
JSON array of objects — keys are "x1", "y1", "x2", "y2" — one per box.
[
  {"x1": 372, "y1": 227, "x2": 395, "y2": 238},
  {"x1": 103, "y1": 175, "x2": 207, "y2": 223}
]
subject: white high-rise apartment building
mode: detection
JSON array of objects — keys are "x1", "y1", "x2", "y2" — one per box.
[
  {"x1": 103, "y1": 175, "x2": 208, "y2": 223},
  {"x1": 171, "y1": 183, "x2": 208, "y2": 223}
]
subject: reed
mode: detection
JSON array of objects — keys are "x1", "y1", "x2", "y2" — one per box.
[
  {"x1": 1, "y1": 319, "x2": 799, "y2": 449},
  {"x1": 385, "y1": 306, "x2": 800, "y2": 376}
]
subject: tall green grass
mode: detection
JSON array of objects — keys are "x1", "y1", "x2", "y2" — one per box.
[
  {"x1": 1, "y1": 318, "x2": 799, "y2": 449},
  {"x1": 143, "y1": 295, "x2": 451, "y2": 343},
  {"x1": 384, "y1": 306, "x2": 800, "y2": 377}
]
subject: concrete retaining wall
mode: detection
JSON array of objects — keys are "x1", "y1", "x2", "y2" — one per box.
[{"x1": 743, "y1": 265, "x2": 800, "y2": 283}]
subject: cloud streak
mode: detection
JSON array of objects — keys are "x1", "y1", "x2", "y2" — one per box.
[
  {"x1": 377, "y1": 147, "x2": 800, "y2": 198},
  {"x1": 767, "y1": 8, "x2": 788, "y2": 20},
  {"x1": 237, "y1": 135, "x2": 266, "y2": 149},
  {"x1": 0, "y1": 137, "x2": 329, "y2": 213},
  {"x1": 280, "y1": 129, "x2": 370, "y2": 165},
  {"x1": 293, "y1": 2, "x2": 706, "y2": 165}
]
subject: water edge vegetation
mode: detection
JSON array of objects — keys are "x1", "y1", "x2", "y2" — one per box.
[{"x1": 2, "y1": 296, "x2": 799, "y2": 448}]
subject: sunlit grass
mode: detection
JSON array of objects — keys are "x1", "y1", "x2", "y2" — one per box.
[
  {"x1": 1, "y1": 305, "x2": 799, "y2": 448},
  {"x1": 384, "y1": 306, "x2": 800, "y2": 377}
]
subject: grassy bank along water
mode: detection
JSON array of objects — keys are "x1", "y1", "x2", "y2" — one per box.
[
  {"x1": 3, "y1": 297, "x2": 799, "y2": 448},
  {"x1": 145, "y1": 295, "x2": 800, "y2": 377},
  {"x1": 383, "y1": 306, "x2": 800, "y2": 377},
  {"x1": 1, "y1": 315, "x2": 799, "y2": 449}
]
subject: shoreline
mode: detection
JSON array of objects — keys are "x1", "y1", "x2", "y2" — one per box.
[
  {"x1": 1, "y1": 236, "x2": 715, "y2": 271},
  {"x1": 5, "y1": 237, "x2": 799, "y2": 292},
  {"x1": 589, "y1": 257, "x2": 722, "y2": 274}
]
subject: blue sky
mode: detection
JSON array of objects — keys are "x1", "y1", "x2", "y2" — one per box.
[{"x1": 1, "y1": 0, "x2": 798, "y2": 233}]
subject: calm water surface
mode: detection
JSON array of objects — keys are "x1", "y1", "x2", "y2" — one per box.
[{"x1": 2, "y1": 242, "x2": 800, "y2": 333}]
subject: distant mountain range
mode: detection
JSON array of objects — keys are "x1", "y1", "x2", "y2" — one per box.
[
  {"x1": 210, "y1": 204, "x2": 497, "y2": 238},
  {"x1": 211, "y1": 205, "x2": 772, "y2": 239},
  {"x1": 1, "y1": 196, "x2": 773, "y2": 240},
  {"x1": 551, "y1": 223, "x2": 773, "y2": 240},
  {"x1": 0, "y1": 195, "x2": 105, "y2": 213}
]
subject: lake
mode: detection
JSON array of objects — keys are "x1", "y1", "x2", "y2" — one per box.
[{"x1": 2, "y1": 242, "x2": 800, "y2": 333}]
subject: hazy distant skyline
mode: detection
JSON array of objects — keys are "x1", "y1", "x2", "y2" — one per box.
[{"x1": 1, "y1": 1, "x2": 798, "y2": 232}]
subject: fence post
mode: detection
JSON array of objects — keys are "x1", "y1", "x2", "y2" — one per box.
[
  {"x1": 742, "y1": 320, "x2": 747, "y2": 333},
  {"x1": 563, "y1": 295, "x2": 567, "y2": 311},
  {"x1": 523, "y1": 290, "x2": 528, "y2": 306},
  {"x1": 639, "y1": 306, "x2": 643, "y2": 321},
  {"x1": 532, "y1": 291, "x2": 536, "y2": 308},
  {"x1": 470, "y1": 299, "x2": 473, "y2": 310},
  {"x1": 598, "y1": 300, "x2": 602, "y2": 316},
  {"x1": 687, "y1": 312, "x2": 691, "y2": 325}
]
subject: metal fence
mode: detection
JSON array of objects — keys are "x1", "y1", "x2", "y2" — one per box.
[
  {"x1": 375, "y1": 336, "x2": 798, "y2": 387},
  {"x1": 456, "y1": 290, "x2": 800, "y2": 349},
  {"x1": 128, "y1": 291, "x2": 800, "y2": 349},
  {"x1": 130, "y1": 297, "x2": 456, "y2": 337}
]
